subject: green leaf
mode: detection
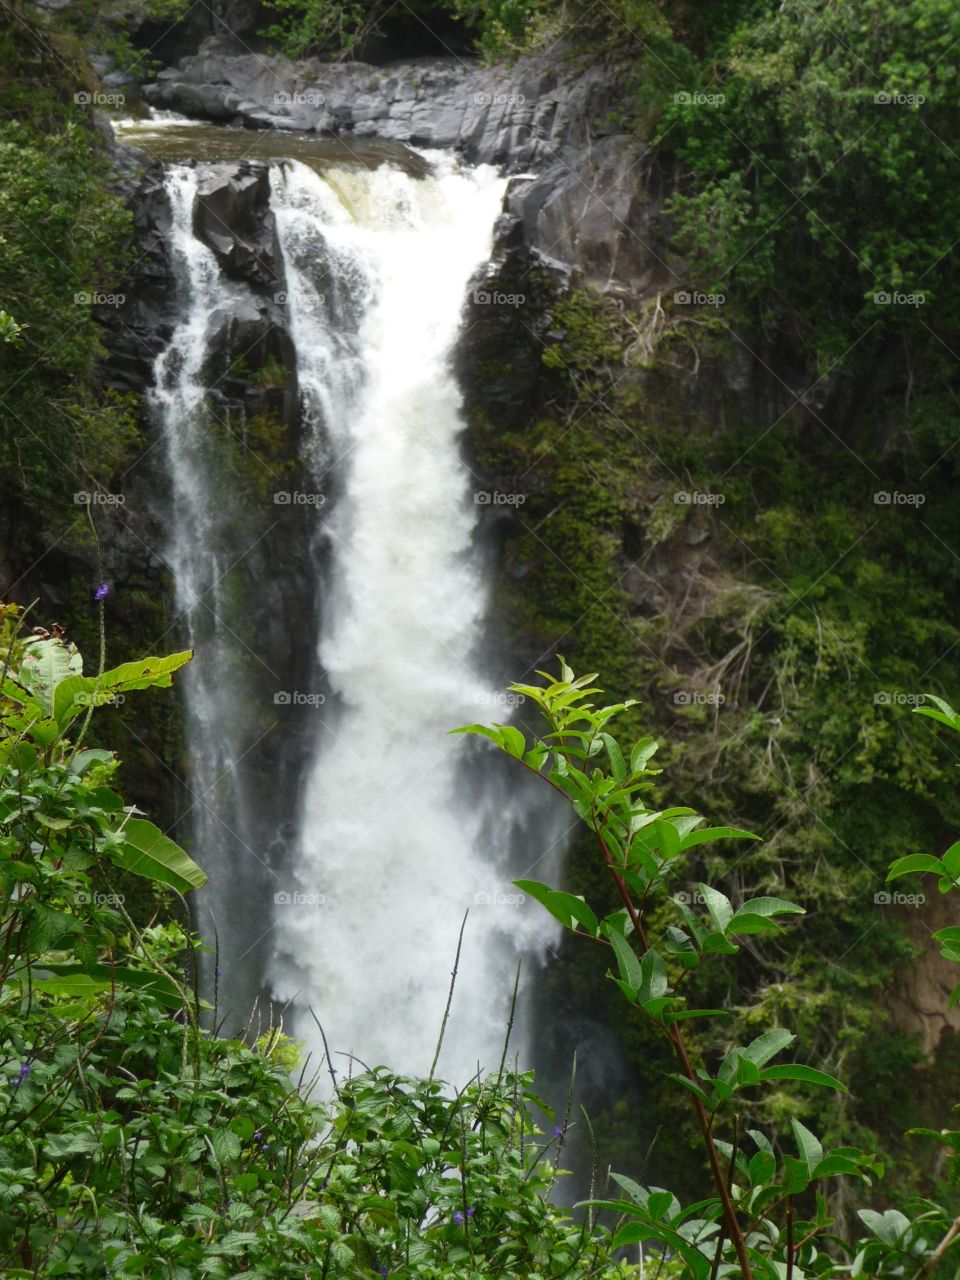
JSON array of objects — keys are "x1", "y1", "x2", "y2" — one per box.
[
  {"x1": 515, "y1": 880, "x2": 598, "y2": 935},
  {"x1": 679, "y1": 825, "x2": 759, "y2": 851},
  {"x1": 19, "y1": 636, "x2": 83, "y2": 715},
  {"x1": 699, "y1": 884, "x2": 734, "y2": 934},
  {"x1": 637, "y1": 948, "x2": 669, "y2": 1002},
  {"x1": 760, "y1": 1064, "x2": 847, "y2": 1092},
  {"x1": 495, "y1": 724, "x2": 526, "y2": 758},
  {"x1": 858, "y1": 1209, "x2": 911, "y2": 1247},
  {"x1": 53, "y1": 651, "x2": 193, "y2": 726},
  {"x1": 887, "y1": 854, "x2": 944, "y2": 881},
  {"x1": 741, "y1": 1028, "x2": 795, "y2": 1067},
  {"x1": 603, "y1": 925, "x2": 643, "y2": 990},
  {"x1": 107, "y1": 818, "x2": 207, "y2": 893},
  {"x1": 30, "y1": 963, "x2": 208, "y2": 1011},
  {"x1": 791, "y1": 1119, "x2": 823, "y2": 1175}
]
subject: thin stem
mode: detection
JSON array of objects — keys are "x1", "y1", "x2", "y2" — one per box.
[{"x1": 429, "y1": 910, "x2": 468, "y2": 1081}]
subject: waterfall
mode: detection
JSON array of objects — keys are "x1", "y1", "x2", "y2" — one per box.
[
  {"x1": 151, "y1": 146, "x2": 557, "y2": 1087},
  {"x1": 150, "y1": 166, "x2": 264, "y2": 1009}
]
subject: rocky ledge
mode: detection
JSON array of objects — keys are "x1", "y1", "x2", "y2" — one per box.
[{"x1": 142, "y1": 37, "x2": 672, "y2": 294}]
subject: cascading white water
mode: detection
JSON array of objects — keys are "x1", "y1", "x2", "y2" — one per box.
[
  {"x1": 151, "y1": 166, "x2": 260, "y2": 962},
  {"x1": 267, "y1": 157, "x2": 553, "y2": 1085},
  {"x1": 141, "y1": 132, "x2": 560, "y2": 1082}
]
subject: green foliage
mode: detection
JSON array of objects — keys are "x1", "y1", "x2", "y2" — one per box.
[
  {"x1": 0, "y1": 608, "x2": 634, "y2": 1277},
  {"x1": 461, "y1": 664, "x2": 960, "y2": 1279},
  {"x1": 658, "y1": 0, "x2": 960, "y2": 365},
  {"x1": 0, "y1": 15, "x2": 140, "y2": 523}
]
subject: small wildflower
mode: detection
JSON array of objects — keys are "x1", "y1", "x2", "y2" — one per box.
[
  {"x1": 466, "y1": 1206, "x2": 475, "y2": 1218},
  {"x1": 379, "y1": 1268, "x2": 389, "y2": 1277},
  {"x1": 11, "y1": 1063, "x2": 30, "y2": 1087},
  {"x1": 94, "y1": 583, "x2": 110, "y2": 602},
  {"x1": 552, "y1": 1124, "x2": 563, "y2": 1138},
  {"x1": 215, "y1": 967, "x2": 223, "y2": 978},
  {"x1": 453, "y1": 1210, "x2": 464, "y2": 1225}
]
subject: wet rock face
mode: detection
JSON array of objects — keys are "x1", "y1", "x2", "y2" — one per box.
[
  {"x1": 142, "y1": 38, "x2": 663, "y2": 293},
  {"x1": 193, "y1": 166, "x2": 278, "y2": 285}
]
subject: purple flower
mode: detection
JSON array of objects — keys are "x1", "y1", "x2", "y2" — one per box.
[
  {"x1": 553, "y1": 1124, "x2": 563, "y2": 1138},
  {"x1": 94, "y1": 583, "x2": 110, "y2": 602},
  {"x1": 453, "y1": 1210, "x2": 464, "y2": 1226},
  {"x1": 466, "y1": 1206, "x2": 475, "y2": 1218},
  {"x1": 215, "y1": 967, "x2": 223, "y2": 978},
  {"x1": 11, "y1": 1063, "x2": 30, "y2": 1087},
  {"x1": 379, "y1": 1269, "x2": 389, "y2": 1277}
]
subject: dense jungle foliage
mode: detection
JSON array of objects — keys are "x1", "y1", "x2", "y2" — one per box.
[{"x1": 2, "y1": 0, "x2": 960, "y2": 1271}]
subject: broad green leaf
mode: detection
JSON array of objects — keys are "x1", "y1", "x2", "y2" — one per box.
[
  {"x1": 858, "y1": 1209, "x2": 911, "y2": 1247},
  {"x1": 887, "y1": 854, "x2": 944, "y2": 881},
  {"x1": 630, "y1": 737, "x2": 659, "y2": 772},
  {"x1": 731, "y1": 896, "x2": 804, "y2": 921},
  {"x1": 515, "y1": 880, "x2": 598, "y2": 935},
  {"x1": 679, "y1": 826, "x2": 759, "y2": 851},
  {"x1": 19, "y1": 636, "x2": 83, "y2": 715},
  {"x1": 760, "y1": 1064, "x2": 847, "y2": 1092},
  {"x1": 637, "y1": 947, "x2": 669, "y2": 1002},
  {"x1": 30, "y1": 963, "x2": 209, "y2": 1011},
  {"x1": 741, "y1": 1028, "x2": 795, "y2": 1067},
  {"x1": 600, "y1": 732, "x2": 626, "y2": 781},
  {"x1": 791, "y1": 1118, "x2": 823, "y2": 1175},
  {"x1": 603, "y1": 925, "x2": 643, "y2": 990},
  {"x1": 699, "y1": 884, "x2": 734, "y2": 934},
  {"x1": 495, "y1": 724, "x2": 526, "y2": 758},
  {"x1": 53, "y1": 651, "x2": 193, "y2": 726},
  {"x1": 107, "y1": 818, "x2": 207, "y2": 892}
]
